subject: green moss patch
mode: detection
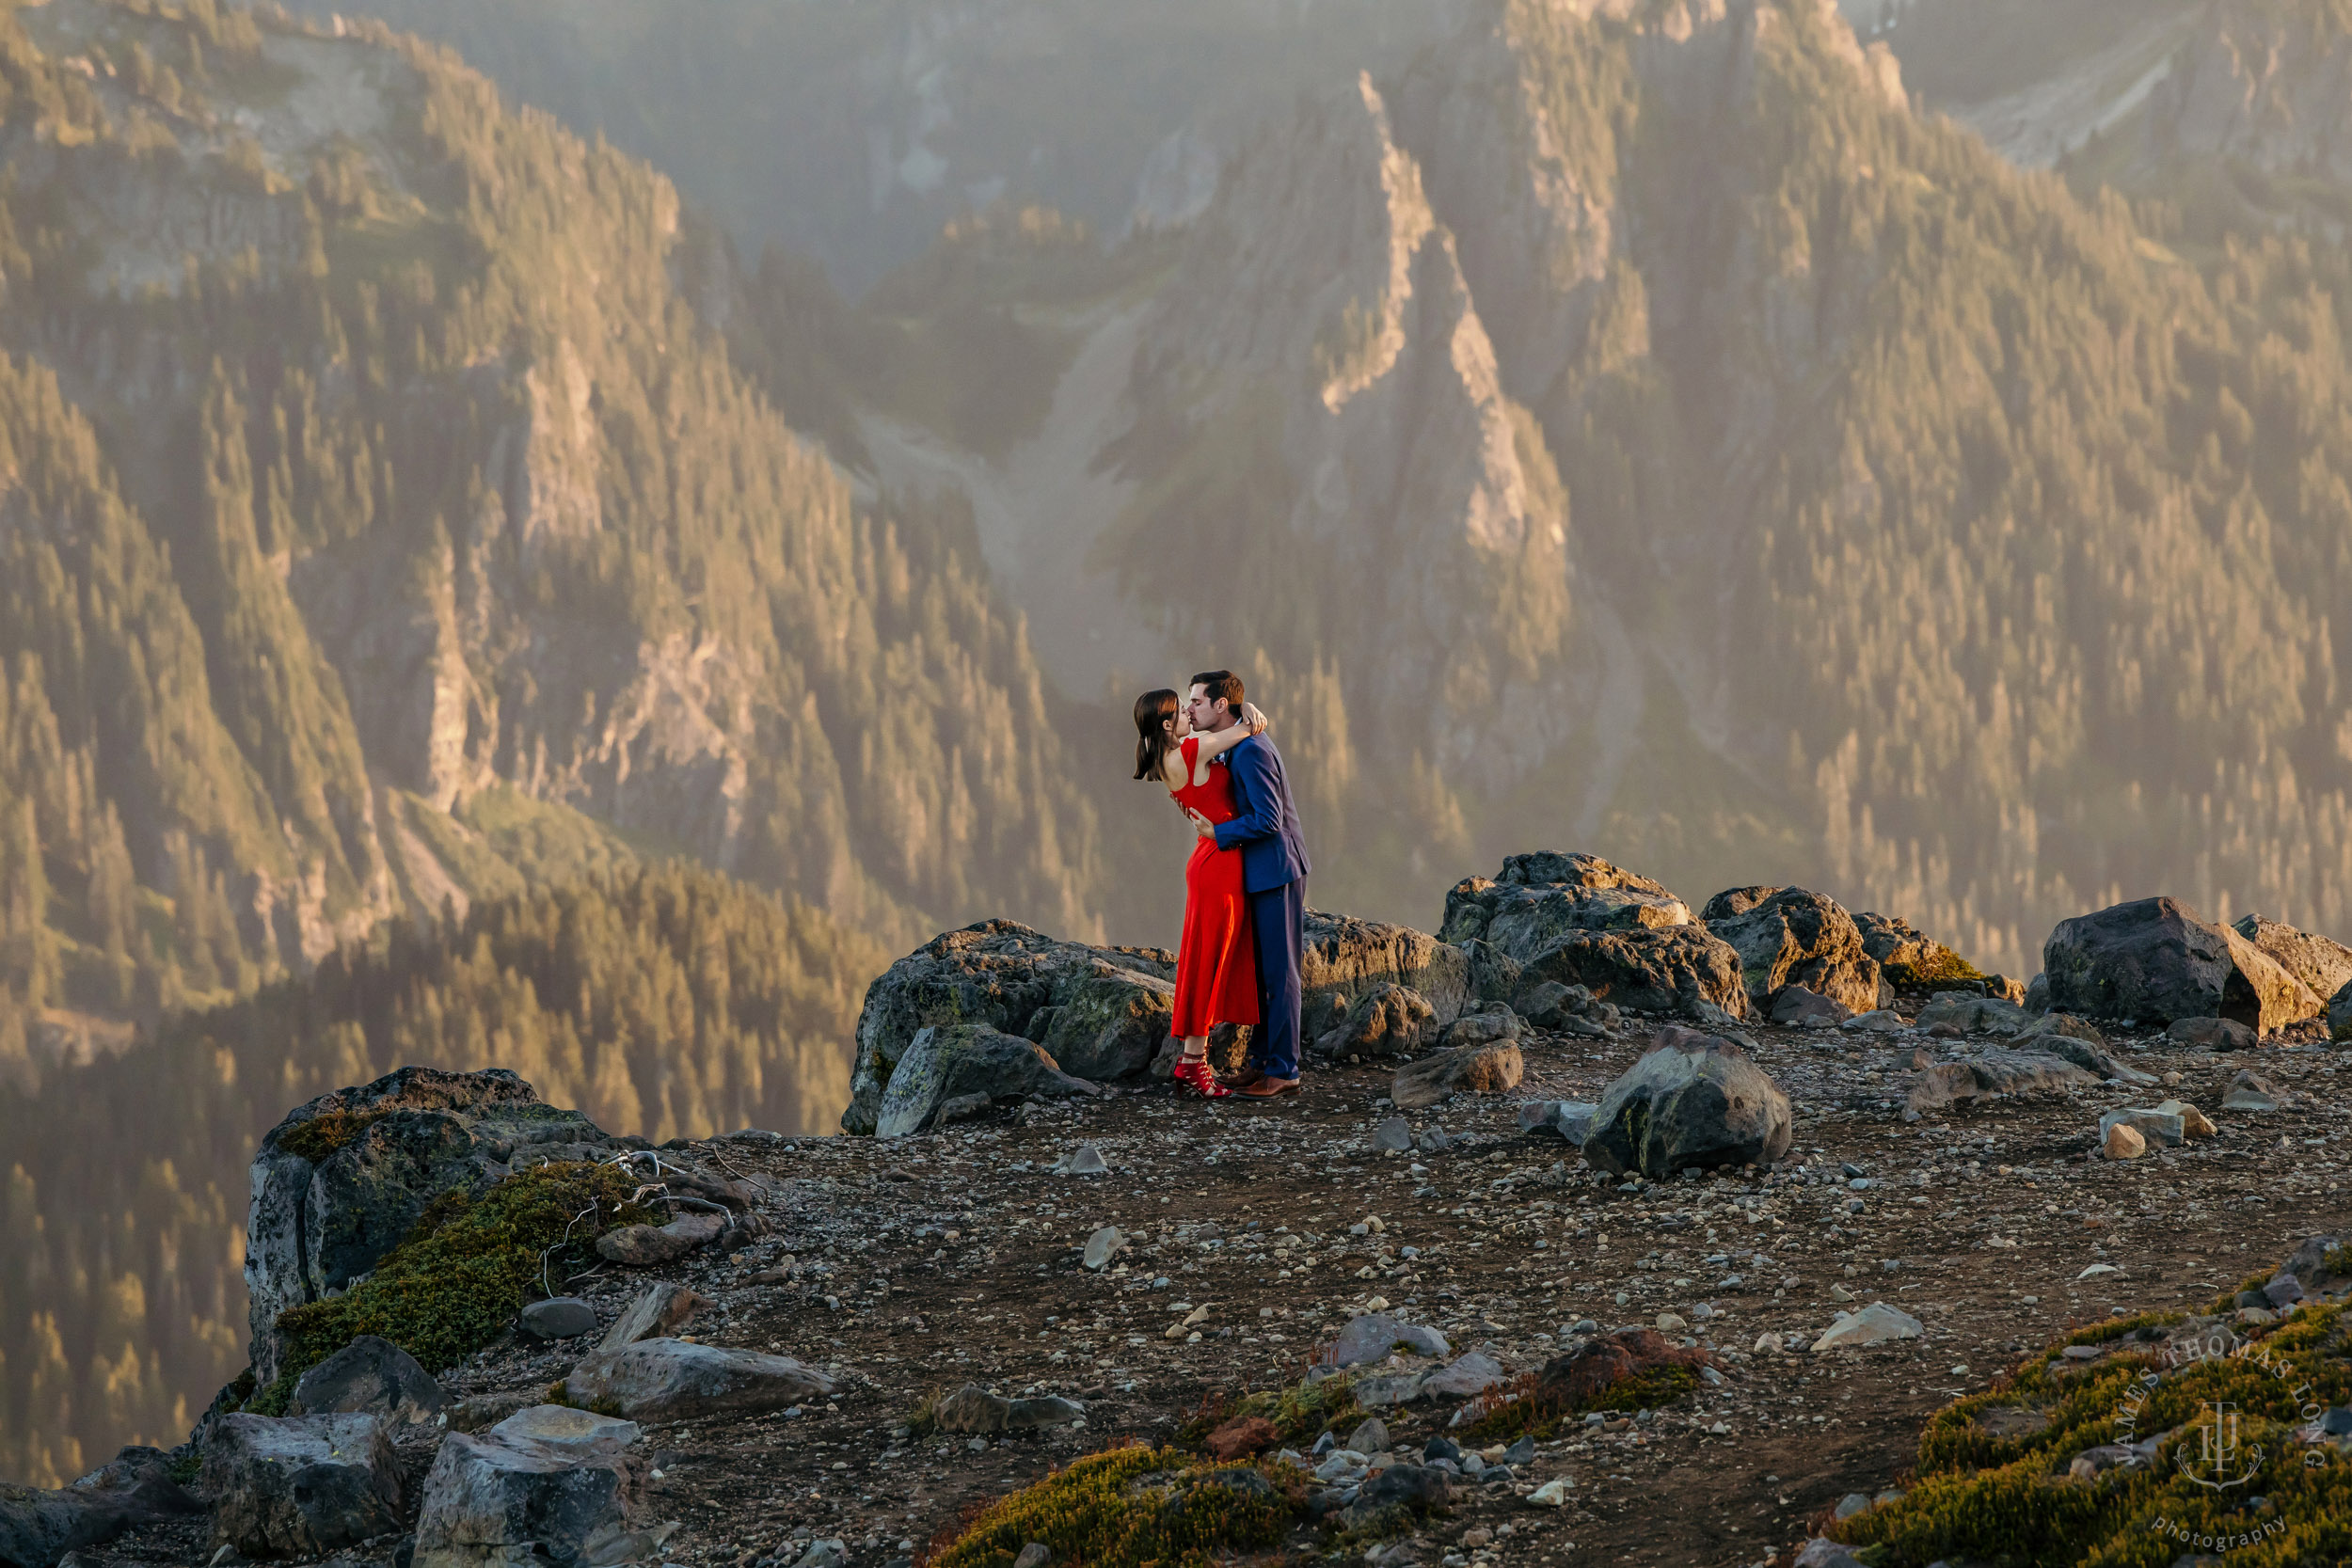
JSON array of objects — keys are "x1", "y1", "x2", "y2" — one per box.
[
  {"x1": 928, "y1": 1444, "x2": 1303, "y2": 1568},
  {"x1": 1834, "y1": 1291, "x2": 2352, "y2": 1567},
  {"x1": 250, "y1": 1163, "x2": 649, "y2": 1413}
]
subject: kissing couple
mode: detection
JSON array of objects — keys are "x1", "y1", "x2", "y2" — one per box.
[{"x1": 1131, "y1": 671, "x2": 1311, "y2": 1101}]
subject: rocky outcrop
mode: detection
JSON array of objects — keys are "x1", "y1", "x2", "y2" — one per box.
[
  {"x1": 1433, "y1": 853, "x2": 1744, "y2": 1019},
  {"x1": 0, "y1": 1449, "x2": 200, "y2": 1568},
  {"x1": 413, "y1": 1405, "x2": 645, "y2": 1568},
  {"x1": 245, "y1": 1067, "x2": 616, "y2": 1384},
  {"x1": 840, "y1": 922, "x2": 1176, "y2": 1134},
  {"x1": 1301, "y1": 913, "x2": 1472, "y2": 1035},
  {"x1": 202, "y1": 1414, "x2": 404, "y2": 1559},
  {"x1": 930, "y1": 1386, "x2": 1087, "y2": 1434},
  {"x1": 1442, "y1": 853, "x2": 1692, "y2": 956},
  {"x1": 1916, "y1": 992, "x2": 2029, "y2": 1034},
  {"x1": 1581, "y1": 1026, "x2": 1792, "y2": 1178},
  {"x1": 1515, "y1": 926, "x2": 1750, "y2": 1020},
  {"x1": 1524, "y1": 1329, "x2": 1714, "y2": 1413},
  {"x1": 845, "y1": 914, "x2": 1470, "y2": 1132},
  {"x1": 2042, "y1": 896, "x2": 2321, "y2": 1033},
  {"x1": 1851, "y1": 911, "x2": 1975, "y2": 986},
  {"x1": 1703, "y1": 887, "x2": 1882, "y2": 1015},
  {"x1": 2010, "y1": 1017, "x2": 2155, "y2": 1085},
  {"x1": 2231, "y1": 914, "x2": 2352, "y2": 1006},
  {"x1": 1038, "y1": 969, "x2": 1177, "y2": 1082}
]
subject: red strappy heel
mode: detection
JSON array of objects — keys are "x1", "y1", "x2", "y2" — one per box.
[{"x1": 1171, "y1": 1055, "x2": 1232, "y2": 1098}]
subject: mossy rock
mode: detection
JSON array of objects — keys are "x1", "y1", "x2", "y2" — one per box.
[
  {"x1": 249, "y1": 1163, "x2": 652, "y2": 1414},
  {"x1": 928, "y1": 1444, "x2": 1304, "y2": 1568},
  {"x1": 1834, "y1": 1284, "x2": 2352, "y2": 1566}
]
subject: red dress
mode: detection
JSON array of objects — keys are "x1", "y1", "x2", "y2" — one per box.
[{"x1": 1170, "y1": 736, "x2": 1260, "y2": 1037}]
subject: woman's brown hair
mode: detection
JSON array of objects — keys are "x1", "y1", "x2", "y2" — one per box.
[{"x1": 1133, "y1": 689, "x2": 1180, "y2": 782}]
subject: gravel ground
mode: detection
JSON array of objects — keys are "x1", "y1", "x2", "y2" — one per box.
[{"x1": 92, "y1": 1007, "x2": 2352, "y2": 1568}]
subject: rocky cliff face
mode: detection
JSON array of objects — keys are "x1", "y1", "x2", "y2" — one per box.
[
  {"x1": 1051, "y1": 0, "x2": 2352, "y2": 973},
  {"x1": 2133, "y1": 0, "x2": 2352, "y2": 189},
  {"x1": 1118, "y1": 65, "x2": 1577, "y2": 803}
]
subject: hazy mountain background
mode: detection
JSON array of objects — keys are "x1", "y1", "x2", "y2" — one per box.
[{"x1": 8, "y1": 0, "x2": 2352, "y2": 1485}]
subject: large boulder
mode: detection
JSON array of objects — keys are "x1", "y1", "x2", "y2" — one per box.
[
  {"x1": 2332, "y1": 979, "x2": 2352, "y2": 1043},
  {"x1": 840, "y1": 921, "x2": 1175, "y2": 1134},
  {"x1": 1702, "y1": 887, "x2": 1882, "y2": 1015},
  {"x1": 290, "y1": 1334, "x2": 446, "y2": 1423},
  {"x1": 0, "y1": 1449, "x2": 200, "y2": 1568},
  {"x1": 1038, "y1": 969, "x2": 1175, "y2": 1081},
  {"x1": 2231, "y1": 913, "x2": 2352, "y2": 1006},
  {"x1": 1440, "y1": 853, "x2": 1692, "y2": 959},
  {"x1": 245, "y1": 1067, "x2": 615, "y2": 1384},
  {"x1": 1851, "y1": 911, "x2": 1978, "y2": 987},
  {"x1": 202, "y1": 1413, "x2": 404, "y2": 1558},
  {"x1": 2042, "y1": 896, "x2": 2321, "y2": 1032},
  {"x1": 412, "y1": 1405, "x2": 644, "y2": 1568},
  {"x1": 1299, "y1": 911, "x2": 1471, "y2": 1031},
  {"x1": 1581, "y1": 1026, "x2": 1793, "y2": 1178},
  {"x1": 559, "y1": 1338, "x2": 837, "y2": 1422},
  {"x1": 873, "y1": 1024, "x2": 1099, "y2": 1138},
  {"x1": 1513, "y1": 926, "x2": 1750, "y2": 1020}
]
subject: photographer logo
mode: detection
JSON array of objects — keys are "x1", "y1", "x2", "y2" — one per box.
[{"x1": 2177, "y1": 1401, "x2": 2265, "y2": 1491}]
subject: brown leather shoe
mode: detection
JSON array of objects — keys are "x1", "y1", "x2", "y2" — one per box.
[
  {"x1": 1220, "y1": 1066, "x2": 1266, "y2": 1089},
  {"x1": 1236, "y1": 1076, "x2": 1300, "y2": 1098}
]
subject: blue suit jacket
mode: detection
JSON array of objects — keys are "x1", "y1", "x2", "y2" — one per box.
[{"x1": 1213, "y1": 733, "x2": 1311, "y2": 894}]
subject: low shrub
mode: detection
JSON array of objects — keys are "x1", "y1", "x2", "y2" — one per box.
[
  {"x1": 927, "y1": 1443, "x2": 1303, "y2": 1568},
  {"x1": 272, "y1": 1107, "x2": 395, "y2": 1163},
  {"x1": 1175, "y1": 1370, "x2": 1362, "y2": 1451},
  {"x1": 1459, "y1": 1328, "x2": 1712, "y2": 1442},
  {"x1": 1836, "y1": 1290, "x2": 2352, "y2": 1567}
]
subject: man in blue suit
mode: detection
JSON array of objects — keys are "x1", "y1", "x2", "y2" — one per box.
[{"x1": 1184, "y1": 670, "x2": 1311, "y2": 1097}]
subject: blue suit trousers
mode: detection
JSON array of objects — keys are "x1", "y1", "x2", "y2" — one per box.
[{"x1": 1248, "y1": 879, "x2": 1306, "y2": 1080}]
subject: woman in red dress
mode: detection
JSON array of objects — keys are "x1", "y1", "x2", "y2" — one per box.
[{"x1": 1133, "y1": 689, "x2": 1265, "y2": 1098}]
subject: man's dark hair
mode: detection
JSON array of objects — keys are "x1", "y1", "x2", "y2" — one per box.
[{"x1": 1191, "y1": 670, "x2": 1245, "y2": 717}]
